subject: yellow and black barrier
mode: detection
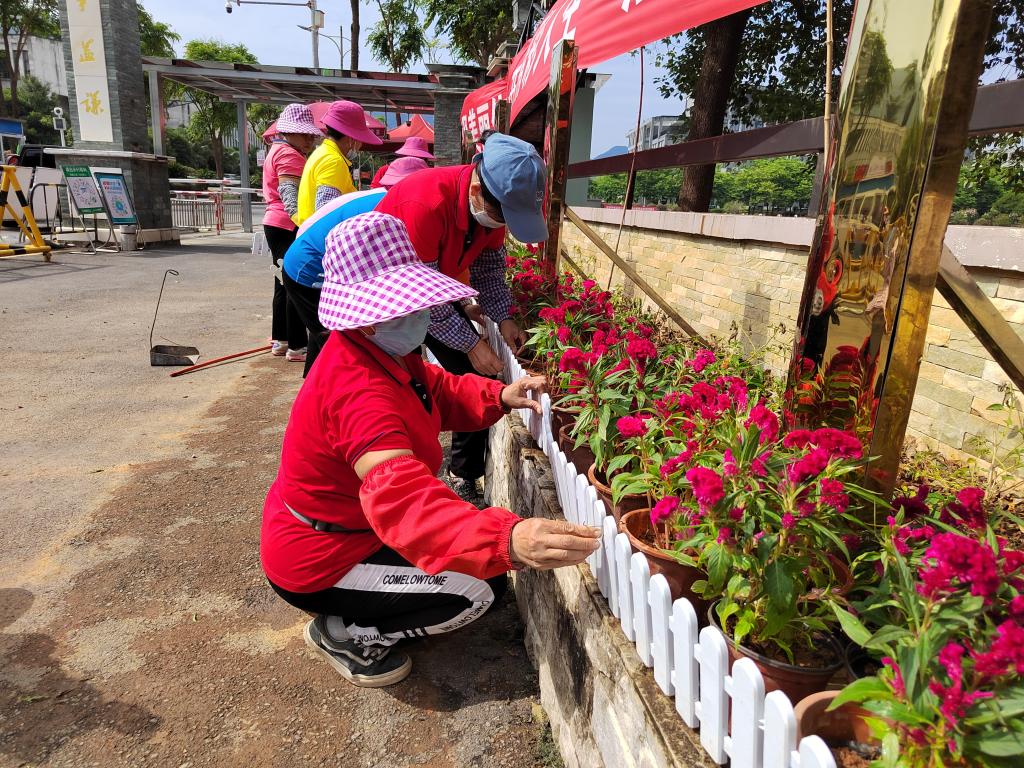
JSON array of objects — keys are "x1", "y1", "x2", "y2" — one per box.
[{"x1": 0, "y1": 165, "x2": 51, "y2": 262}]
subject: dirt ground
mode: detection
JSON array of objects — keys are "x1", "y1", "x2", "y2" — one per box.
[{"x1": 0, "y1": 240, "x2": 554, "y2": 768}]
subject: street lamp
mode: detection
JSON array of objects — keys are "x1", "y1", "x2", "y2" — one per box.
[
  {"x1": 225, "y1": 0, "x2": 323, "y2": 69},
  {"x1": 299, "y1": 24, "x2": 348, "y2": 69}
]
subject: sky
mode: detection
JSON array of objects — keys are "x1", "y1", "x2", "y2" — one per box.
[{"x1": 140, "y1": 0, "x2": 685, "y2": 157}]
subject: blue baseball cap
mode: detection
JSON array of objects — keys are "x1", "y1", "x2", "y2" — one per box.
[{"x1": 477, "y1": 134, "x2": 548, "y2": 243}]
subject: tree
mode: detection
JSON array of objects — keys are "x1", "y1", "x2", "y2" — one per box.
[
  {"x1": 247, "y1": 103, "x2": 279, "y2": 139},
  {"x1": 657, "y1": 1, "x2": 855, "y2": 211},
  {"x1": 0, "y1": 0, "x2": 58, "y2": 117},
  {"x1": 4, "y1": 74, "x2": 61, "y2": 143},
  {"x1": 419, "y1": 0, "x2": 513, "y2": 68},
  {"x1": 171, "y1": 39, "x2": 257, "y2": 178},
  {"x1": 137, "y1": 1, "x2": 179, "y2": 57},
  {"x1": 368, "y1": 0, "x2": 425, "y2": 73},
  {"x1": 350, "y1": 0, "x2": 360, "y2": 70}
]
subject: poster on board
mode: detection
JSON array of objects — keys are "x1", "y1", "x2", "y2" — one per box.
[
  {"x1": 61, "y1": 165, "x2": 105, "y2": 215},
  {"x1": 93, "y1": 171, "x2": 138, "y2": 225}
]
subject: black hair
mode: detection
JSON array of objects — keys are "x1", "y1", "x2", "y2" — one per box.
[
  {"x1": 479, "y1": 128, "x2": 499, "y2": 144},
  {"x1": 324, "y1": 126, "x2": 344, "y2": 142}
]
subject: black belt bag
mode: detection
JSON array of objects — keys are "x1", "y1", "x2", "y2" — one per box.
[{"x1": 286, "y1": 503, "x2": 372, "y2": 534}]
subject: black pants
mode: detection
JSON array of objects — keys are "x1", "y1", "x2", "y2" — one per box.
[
  {"x1": 263, "y1": 225, "x2": 306, "y2": 350},
  {"x1": 424, "y1": 334, "x2": 491, "y2": 481},
  {"x1": 270, "y1": 545, "x2": 507, "y2": 647},
  {"x1": 281, "y1": 271, "x2": 327, "y2": 377}
]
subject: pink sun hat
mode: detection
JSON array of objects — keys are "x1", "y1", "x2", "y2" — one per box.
[
  {"x1": 322, "y1": 100, "x2": 384, "y2": 146},
  {"x1": 395, "y1": 135, "x2": 434, "y2": 160},
  {"x1": 275, "y1": 103, "x2": 322, "y2": 136},
  {"x1": 318, "y1": 212, "x2": 476, "y2": 331},
  {"x1": 379, "y1": 156, "x2": 429, "y2": 188}
]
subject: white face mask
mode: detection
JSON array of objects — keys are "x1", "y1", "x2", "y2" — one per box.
[
  {"x1": 368, "y1": 310, "x2": 431, "y2": 356},
  {"x1": 469, "y1": 193, "x2": 504, "y2": 229}
]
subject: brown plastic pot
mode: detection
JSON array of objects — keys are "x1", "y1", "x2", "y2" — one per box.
[
  {"x1": 620, "y1": 508, "x2": 710, "y2": 616},
  {"x1": 515, "y1": 351, "x2": 545, "y2": 376},
  {"x1": 550, "y1": 405, "x2": 574, "y2": 437},
  {"x1": 794, "y1": 690, "x2": 878, "y2": 744},
  {"x1": 558, "y1": 424, "x2": 595, "y2": 474},
  {"x1": 709, "y1": 602, "x2": 843, "y2": 704},
  {"x1": 587, "y1": 463, "x2": 648, "y2": 524}
]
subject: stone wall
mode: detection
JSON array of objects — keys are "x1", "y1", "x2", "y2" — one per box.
[
  {"x1": 486, "y1": 415, "x2": 718, "y2": 768},
  {"x1": 561, "y1": 209, "x2": 1024, "y2": 466}
]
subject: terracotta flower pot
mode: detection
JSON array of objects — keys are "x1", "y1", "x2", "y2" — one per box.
[
  {"x1": 620, "y1": 508, "x2": 710, "y2": 616},
  {"x1": 795, "y1": 690, "x2": 882, "y2": 767},
  {"x1": 558, "y1": 424, "x2": 595, "y2": 474},
  {"x1": 587, "y1": 463, "x2": 648, "y2": 524},
  {"x1": 709, "y1": 602, "x2": 843, "y2": 704},
  {"x1": 515, "y1": 351, "x2": 545, "y2": 377},
  {"x1": 550, "y1": 405, "x2": 574, "y2": 437}
]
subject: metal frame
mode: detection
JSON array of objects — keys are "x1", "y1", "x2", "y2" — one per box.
[{"x1": 540, "y1": 39, "x2": 577, "y2": 280}]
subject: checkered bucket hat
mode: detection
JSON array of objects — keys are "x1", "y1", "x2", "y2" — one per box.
[
  {"x1": 319, "y1": 212, "x2": 477, "y2": 331},
  {"x1": 276, "y1": 103, "x2": 321, "y2": 136}
]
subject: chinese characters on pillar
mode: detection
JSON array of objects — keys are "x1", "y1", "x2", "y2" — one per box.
[{"x1": 65, "y1": 0, "x2": 114, "y2": 142}]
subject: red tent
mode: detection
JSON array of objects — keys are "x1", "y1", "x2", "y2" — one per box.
[{"x1": 387, "y1": 114, "x2": 434, "y2": 143}]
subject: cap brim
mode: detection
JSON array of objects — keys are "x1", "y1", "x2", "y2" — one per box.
[
  {"x1": 502, "y1": 206, "x2": 548, "y2": 244},
  {"x1": 319, "y1": 263, "x2": 476, "y2": 331}
]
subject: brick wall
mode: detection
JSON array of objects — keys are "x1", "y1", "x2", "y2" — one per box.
[{"x1": 561, "y1": 209, "x2": 1024, "y2": 467}]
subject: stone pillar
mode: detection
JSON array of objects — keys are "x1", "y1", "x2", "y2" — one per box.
[
  {"x1": 427, "y1": 64, "x2": 486, "y2": 167},
  {"x1": 56, "y1": 0, "x2": 176, "y2": 241}
]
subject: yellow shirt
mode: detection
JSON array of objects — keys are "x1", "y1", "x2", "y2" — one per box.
[{"x1": 295, "y1": 138, "x2": 356, "y2": 224}]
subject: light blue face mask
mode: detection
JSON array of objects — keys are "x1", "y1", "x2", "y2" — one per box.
[{"x1": 369, "y1": 309, "x2": 431, "y2": 356}]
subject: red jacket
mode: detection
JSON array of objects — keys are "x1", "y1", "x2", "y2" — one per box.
[
  {"x1": 260, "y1": 330, "x2": 519, "y2": 592},
  {"x1": 374, "y1": 164, "x2": 505, "y2": 278}
]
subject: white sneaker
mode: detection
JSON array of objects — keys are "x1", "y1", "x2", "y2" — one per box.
[
  {"x1": 285, "y1": 347, "x2": 307, "y2": 362},
  {"x1": 271, "y1": 340, "x2": 287, "y2": 357}
]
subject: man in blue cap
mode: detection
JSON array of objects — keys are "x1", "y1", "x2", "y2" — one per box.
[{"x1": 376, "y1": 131, "x2": 548, "y2": 502}]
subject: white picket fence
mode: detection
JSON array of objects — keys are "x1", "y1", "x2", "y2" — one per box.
[{"x1": 480, "y1": 320, "x2": 837, "y2": 768}]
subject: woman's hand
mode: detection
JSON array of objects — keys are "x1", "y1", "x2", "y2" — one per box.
[
  {"x1": 510, "y1": 518, "x2": 601, "y2": 569},
  {"x1": 501, "y1": 375, "x2": 546, "y2": 414}
]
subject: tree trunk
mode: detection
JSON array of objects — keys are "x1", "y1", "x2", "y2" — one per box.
[
  {"x1": 212, "y1": 136, "x2": 224, "y2": 179},
  {"x1": 677, "y1": 9, "x2": 751, "y2": 212},
  {"x1": 350, "y1": 0, "x2": 359, "y2": 70}
]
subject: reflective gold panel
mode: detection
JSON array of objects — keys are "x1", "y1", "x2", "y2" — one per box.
[{"x1": 786, "y1": 0, "x2": 993, "y2": 496}]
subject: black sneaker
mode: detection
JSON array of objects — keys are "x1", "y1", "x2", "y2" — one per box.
[
  {"x1": 303, "y1": 617, "x2": 412, "y2": 688},
  {"x1": 448, "y1": 473, "x2": 482, "y2": 505}
]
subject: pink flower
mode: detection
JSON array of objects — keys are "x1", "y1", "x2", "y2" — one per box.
[
  {"x1": 750, "y1": 451, "x2": 771, "y2": 478},
  {"x1": 723, "y1": 449, "x2": 738, "y2": 477},
  {"x1": 882, "y1": 656, "x2": 906, "y2": 697},
  {"x1": 744, "y1": 401, "x2": 780, "y2": 444},
  {"x1": 819, "y1": 477, "x2": 850, "y2": 513},
  {"x1": 729, "y1": 507, "x2": 744, "y2": 521},
  {"x1": 626, "y1": 337, "x2": 657, "y2": 362},
  {"x1": 787, "y1": 447, "x2": 831, "y2": 484},
  {"x1": 941, "y1": 486, "x2": 988, "y2": 530},
  {"x1": 558, "y1": 347, "x2": 586, "y2": 373},
  {"x1": 686, "y1": 466, "x2": 725, "y2": 510},
  {"x1": 556, "y1": 325, "x2": 571, "y2": 343},
  {"x1": 782, "y1": 429, "x2": 814, "y2": 449},
  {"x1": 781, "y1": 512, "x2": 796, "y2": 530},
  {"x1": 616, "y1": 416, "x2": 648, "y2": 438},
  {"x1": 688, "y1": 349, "x2": 716, "y2": 374},
  {"x1": 811, "y1": 428, "x2": 863, "y2": 460},
  {"x1": 892, "y1": 485, "x2": 930, "y2": 519},
  {"x1": 918, "y1": 533, "x2": 1001, "y2": 601},
  {"x1": 651, "y1": 496, "x2": 681, "y2": 526},
  {"x1": 717, "y1": 527, "x2": 732, "y2": 544}
]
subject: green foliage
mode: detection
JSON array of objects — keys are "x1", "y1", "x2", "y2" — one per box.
[
  {"x1": 0, "y1": 0, "x2": 59, "y2": 116},
  {"x1": 137, "y1": 1, "x2": 179, "y2": 57},
  {"x1": 3, "y1": 75, "x2": 62, "y2": 144},
  {"x1": 368, "y1": 0, "x2": 426, "y2": 73},
  {"x1": 169, "y1": 39, "x2": 258, "y2": 178},
  {"x1": 419, "y1": 0, "x2": 513, "y2": 67},
  {"x1": 656, "y1": 1, "x2": 855, "y2": 132}
]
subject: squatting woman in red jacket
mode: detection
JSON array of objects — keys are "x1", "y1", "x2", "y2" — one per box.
[{"x1": 260, "y1": 212, "x2": 600, "y2": 687}]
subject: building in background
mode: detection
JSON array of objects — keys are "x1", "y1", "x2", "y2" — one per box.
[{"x1": 0, "y1": 34, "x2": 68, "y2": 106}]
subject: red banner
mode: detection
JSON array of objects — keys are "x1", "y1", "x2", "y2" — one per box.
[{"x1": 461, "y1": 0, "x2": 766, "y2": 135}]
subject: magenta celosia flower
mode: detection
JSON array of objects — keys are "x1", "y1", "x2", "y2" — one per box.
[
  {"x1": 941, "y1": 486, "x2": 988, "y2": 530},
  {"x1": 556, "y1": 325, "x2": 571, "y2": 343},
  {"x1": 723, "y1": 449, "x2": 738, "y2": 477},
  {"x1": 811, "y1": 427, "x2": 863, "y2": 460},
  {"x1": 918, "y1": 533, "x2": 1001, "y2": 600},
  {"x1": 819, "y1": 477, "x2": 849, "y2": 513},
  {"x1": 892, "y1": 484, "x2": 930, "y2": 519},
  {"x1": 650, "y1": 496, "x2": 681, "y2": 526},
  {"x1": 973, "y1": 620, "x2": 1024, "y2": 679},
  {"x1": 626, "y1": 337, "x2": 657, "y2": 362},
  {"x1": 787, "y1": 447, "x2": 831, "y2": 484},
  {"x1": 781, "y1": 512, "x2": 796, "y2": 530},
  {"x1": 616, "y1": 416, "x2": 648, "y2": 438},
  {"x1": 750, "y1": 451, "x2": 771, "y2": 478},
  {"x1": 717, "y1": 527, "x2": 732, "y2": 544},
  {"x1": 782, "y1": 429, "x2": 814, "y2": 449},
  {"x1": 882, "y1": 656, "x2": 906, "y2": 697},
  {"x1": 745, "y1": 401, "x2": 780, "y2": 444},
  {"x1": 729, "y1": 507, "x2": 744, "y2": 521},
  {"x1": 686, "y1": 466, "x2": 725, "y2": 509},
  {"x1": 688, "y1": 348, "x2": 716, "y2": 373},
  {"x1": 558, "y1": 347, "x2": 586, "y2": 373}
]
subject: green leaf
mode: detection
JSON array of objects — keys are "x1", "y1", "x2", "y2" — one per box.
[
  {"x1": 764, "y1": 560, "x2": 796, "y2": 612},
  {"x1": 974, "y1": 729, "x2": 1024, "y2": 757},
  {"x1": 705, "y1": 543, "x2": 731, "y2": 590},
  {"x1": 829, "y1": 676, "x2": 893, "y2": 709},
  {"x1": 831, "y1": 604, "x2": 872, "y2": 646}
]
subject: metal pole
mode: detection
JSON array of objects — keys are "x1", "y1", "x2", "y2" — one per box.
[
  {"x1": 540, "y1": 39, "x2": 578, "y2": 281},
  {"x1": 310, "y1": 0, "x2": 320, "y2": 69},
  {"x1": 340, "y1": 25, "x2": 345, "y2": 69},
  {"x1": 148, "y1": 69, "x2": 164, "y2": 156},
  {"x1": 237, "y1": 101, "x2": 252, "y2": 233}
]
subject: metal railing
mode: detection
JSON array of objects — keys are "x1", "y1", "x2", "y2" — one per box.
[{"x1": 171, "y1": 191, "x2": 245, "y2": 234}]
